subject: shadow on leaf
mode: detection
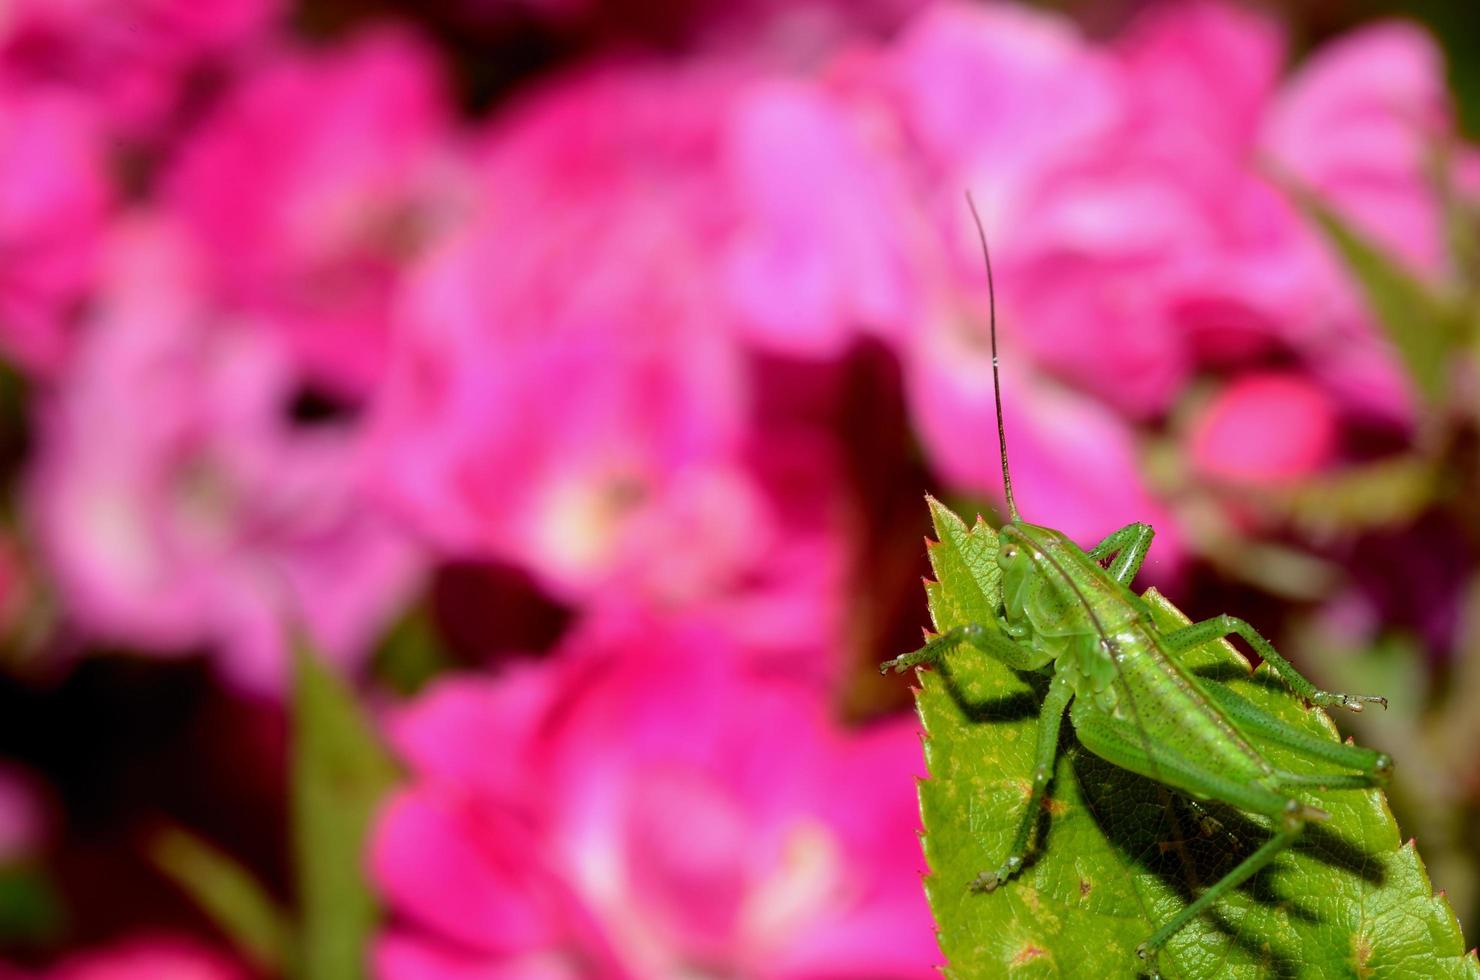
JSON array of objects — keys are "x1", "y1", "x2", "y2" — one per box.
[{"x1": 936, "y1": 657, "x2": 1045, "y2": 724}]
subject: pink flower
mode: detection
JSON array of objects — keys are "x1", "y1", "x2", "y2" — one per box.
[
  {"x1": 27, "y1": 220, "x2": 422, "y2": 695},
  {"x1": 165, "y1": 25, "x2": 467, "y2": 396},
  {"x1": 1188, "y1": 372, "x2": 1340, "y2": 485},
  {"x1": 371, "y1": 615, "x2": 936, "y2": 978},
  {"x1": 905, "y1": 303, "x2": 1183, "y2": 577},
  {"x1": 1261, "y1": 21, "x2": 1454, "y2": 274},
  {"x1": 38, "y1": 936, "x2": 245, "y2": 980},
  {"x1": 451, "y1": 0, "x2": 925, "y2": 45},
  {"x1": 365, "y1": 64, "x2": 754, "y2": 606},
  {"x1": 886, "y1": 1, "x2": 1121, "y2": 203},
  {"x1": 0, "y1": 0, "x2": 283, "y2": 140},
  {"x1": 977, "y1": 2, "x2": 1300, "y2": 416},
  {"x1": 993, "y1": 134, "x2": 1338, "y2": 418},
  {"x1": 721, "y1": 77, "x2": 922, "y2": 358},
  {"x1": 0, "y1": 763, "x2": 47, "y2": 865},
  {"x1": 0, "y1": 87, "x2": 110, "y2": 376},
  {"x1": 885, "y1": 1, "x2": 1442, "y2": 429},
  {"x1": 1116, "y1": 0, "x2": 1285, "y2": 157},
  {"x1": 884, "y1": 3, "x2": 1208, "y2": 419}
]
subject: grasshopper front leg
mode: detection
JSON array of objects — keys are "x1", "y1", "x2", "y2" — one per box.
[
  {"x1": 971, "y1": 671, "x2": 1074, "y2": 892},
  {"x1": 880, "y1": 625, "x2": 1065, "y2": 894},
  {"x1": 1162, "y1": 615, "x2": 1387, "y2": 713},
  {"x1": 1088, "y1": 522, "x2": 1155, "y2": 586},
  {"x1": 880, "y1": 622, "x2": 1055, "y2": 674}
]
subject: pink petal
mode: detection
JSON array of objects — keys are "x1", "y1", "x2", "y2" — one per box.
[
  {"x1": 1262, "y1": 21, "x2": 1453, "y2": 272},
  {"x1": 371, "y1": 790, "x2": 566, "y2": 956},
  {"x1": 1188, "y1": 372, "x2": 1339, "y2": 484}
]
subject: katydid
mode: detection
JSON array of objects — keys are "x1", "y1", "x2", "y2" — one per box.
[{"x1": 880, "y1": 195, "x2": 1392, "y2": 976}]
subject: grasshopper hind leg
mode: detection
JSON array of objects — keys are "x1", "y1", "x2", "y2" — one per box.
[
  {"x1": 1162, "y1": 615, "x2": 1387, "y2": 713},
  {"x1": 1136, "y1": 816, "x2": 1311, "y2": 978},
  {"x1": 1070, "y1": 705, "x2": 1333, "y2": 974}
]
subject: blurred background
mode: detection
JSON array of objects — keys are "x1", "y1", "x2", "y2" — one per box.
[{"x1": 0, "y1": 0, "x2": 1477, "y2": 976}]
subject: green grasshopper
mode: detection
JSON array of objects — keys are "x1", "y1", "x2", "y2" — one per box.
[{"x1": 880, "y1": 195, "x2": 1392, "y2": 976}]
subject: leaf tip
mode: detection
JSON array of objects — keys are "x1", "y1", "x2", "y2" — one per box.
[{"x1": 925, "y1": 495, "x2": 969, "y2": 537}]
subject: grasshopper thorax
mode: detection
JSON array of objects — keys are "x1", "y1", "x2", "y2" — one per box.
[
  {"x1": 999, "y1": 522, "x2": 1140, "y2": 641},
  {"x1": 996, "y1": 523, "x2": 1037, "y2": 626},
  {"x1": 999, "y1": 521, "x2": 1139, "y2": 713}
]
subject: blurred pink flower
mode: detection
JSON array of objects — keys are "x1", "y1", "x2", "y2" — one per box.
[
  {"x1": 979, "y1": 3, "x2": 1304, "y2": 416},
  {"x1": 882, "y1": 2, "x2": 1208, "y2": 424},
  {"x1": 0, "y1": 763, "x2": 47, "y2": 864},
  {"x1": 721, "y1": 77, "x2": 922, "y2": 357},
  {"x1": 452, "y1": 0, "x2": 926, "y2": 47},
  {"x1": 0, "y1": 87, "x2": 110, "y2": 376},
  {"x1": 371, "y1": 615, "x2": 936, "y2": 978},
  {"x1": 0, "y1": 0, "x2": 282, "y2": 140},
  {"x1": 37, "y1": 936, "x2": 244, "y2": 980},
  {"x1": 886, "y1": 1, "x2": 1121, "y2": 204},
  {"x1": 28, "y1": 221, "x2": 421, "y2": 695},
  {"x1": 166, "y1": 25, "x2": 467, "y2": 396},
  {"x1": 882, "y1": 0, "x2": 1443, "y2": 443},
  {"x1": 905, "y1": 305, "x2": 1183, "y2": 575},
  {"x1": 1188, "y1": 372, "x2": 1340, "y2": 485},
  {"x1": 1116, "y1": 0, "x2": 1285, "y2": 157},
  {"x1": 365, "y1": 65, "x2": 763, "y2": 606},
  {"x1": 1261, "y1": 20, "x2": 1454, "y2": 274}
]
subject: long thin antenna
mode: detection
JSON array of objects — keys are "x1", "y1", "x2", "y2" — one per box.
[{"x1": 964, "y1": 191, "x2": 1019, "y2": 522}]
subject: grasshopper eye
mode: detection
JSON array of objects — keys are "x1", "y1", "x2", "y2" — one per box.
[{"x1": 1002, "y1": 546, "x2": 1019, "y2": 561}]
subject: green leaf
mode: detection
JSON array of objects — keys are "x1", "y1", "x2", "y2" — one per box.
[
  {"x1": 370, "y1": 603, "x2": 447, "y2": 697},
  {"x1": 1299, "y1": 192, "x2": 1463, "y2": 404},
  {"x1": 912, "y1": 497, "x2": 1477, "y2": 978},
  {"x1": 0, "y1": 862, "x2": 63, "y2": 946},
  {"x1": 150, "y1": 825, "x2": 292, "y2": 975},
  {"x1": 1261, "y1": 455, "x2": 1438, "y2": 537},
  {"x1": 292, "y1": 641, "x2": 400, "y2": 980}
]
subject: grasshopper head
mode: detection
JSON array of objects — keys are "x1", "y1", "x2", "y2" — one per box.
[
  {"x1": 998, "y1": 523, "x2": 1038, "y2": 624},
  {"x1": 998, "y1": 521, "x2": 1083, "y2": 628}
]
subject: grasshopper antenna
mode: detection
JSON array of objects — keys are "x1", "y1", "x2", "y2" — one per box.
[{"x1": 965, "y1": 191, "x2": 1020, "y2": 522}]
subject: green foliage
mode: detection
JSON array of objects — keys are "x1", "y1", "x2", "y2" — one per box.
[
  {"x1": 371, "y1": 603, "x2": 447, "y2": 697},
  {"x1": 1300, "y1": 192, "x2": 1465, "y2": 405},
  {"x1": 1264, "y1": 455, "x2": 1437, "y2": 538},
  {"x1": 151, "y1": 826, "x2": 292, "y2": 975},
  {"x1": 0, "y1": 862, "x2": 62, "y2": 946},
  {"x1": 913, "y1": 497, "x2": 1478, "y2": 978},
  {"x1": 146, "y1": 644, "x2": 401, "y2": 980},
  {"x1": 292, "y1": 641, "x2": 399, "y2": 980}
]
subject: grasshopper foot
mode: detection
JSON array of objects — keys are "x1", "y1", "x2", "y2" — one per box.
[
  {"x1": 968, "y1": 854, "x2": 1024, "y2": 893},
  {"x1": 880, "y1": 626, "x2": 979, "y2": 675},
  {"x1": 1135, "y1": 942, "x2": 1161, "y2": 979},
  {"x1": 1312, "y1": 691, "x2": 1388, "y2": 714},
  {"x1": 878, "y1": 650, "x2": 930, "y2": 675},
  {"x1": 1373, "y1": 752, "x2": 1394, "y2": 783}
]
